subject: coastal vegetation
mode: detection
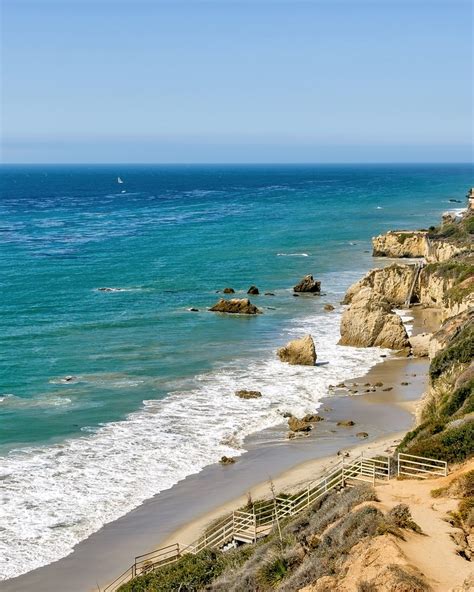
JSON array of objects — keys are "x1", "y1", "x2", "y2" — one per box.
[{"x1": 118, "y1": 484, "x2": 430, "y2": 592}]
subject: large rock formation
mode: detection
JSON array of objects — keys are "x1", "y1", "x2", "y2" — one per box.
[
  {"x1": 293, "y1": 275, "x2": 321, "y2": 293},
  {"x1": 339, "y1": 288, "x2": 410, "y2": 349},
  {"x1": 343, "y1": 264, "x2": 416, "y2": 306},
  {"x1": 277, "y1": 334, "x2": 317, "y2": 365},
  {"x1": 209, "y1": 298, "x2": 262, "y2": 315},
  {"x1": 372, "y1": 230, "x2": 428, "y2": 258}
]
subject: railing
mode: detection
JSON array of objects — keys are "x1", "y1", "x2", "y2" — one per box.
[
  {"x1": 397, "y1": 452, "x2": 447, "y2": 478},
  {"x1": 102, "y1": 451, "x2": 445, "y2": 591}
]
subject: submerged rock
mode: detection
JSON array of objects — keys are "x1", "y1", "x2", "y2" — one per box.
[
  {"x1": 222, "y1": 287, "x2": 235, "y2": 294},
  {"x1": 324, "y1": 304, "x2": 335, "y2": 311},
  {"x1": 293, "y1": 274, "x2": 321, "y2": 293},
  {"x1": 339, "y1": 288, "x2": 410, "y2": 350},
  {"x1": 247, "y1": 285, "x2": 259, "y2": 295},
  {"x1": 356, "y1": 432, "x2": 369, "y2": 438},
  {"x1": 302, "y1": 413, "x2": 324, "y2": 423},
  {"x1": 235, "y1": 390, "x2": 262, "y2": 399},
  {"x1": 277, "y1": 334, "x2": 317, "y2": 366},
  {"x1": 209, "y1": 298, "x2": 262, "y2": 315},
  {"x1": 337, "y1": 420, "x2": 355, "y2": 427},
  {"x1": 219, "y1": 456, "x2": 236, "y2": 465}
]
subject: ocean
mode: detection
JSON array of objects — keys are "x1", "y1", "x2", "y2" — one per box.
[{"x1": 0, "y1": 163, "x2": 471, "y2": 579}]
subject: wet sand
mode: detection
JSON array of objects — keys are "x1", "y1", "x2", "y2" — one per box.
[{"x1": 1, "y1": 309, "x2": 436, "y2": 592}]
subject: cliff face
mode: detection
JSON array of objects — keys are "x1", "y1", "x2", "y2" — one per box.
[
  {"x1": 372, "y1": 230, "x2": 468, "y2": 263},
  {"x1": 372, "y1": 230, "x2": 428, "y2": 258},
  {"x1": 343, "y1": 263, "x2": 415, "y2": 306}
]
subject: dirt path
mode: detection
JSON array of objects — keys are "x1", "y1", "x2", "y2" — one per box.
[{"x1": 375, "y1": 462, "x2": 474, "y2": 591}]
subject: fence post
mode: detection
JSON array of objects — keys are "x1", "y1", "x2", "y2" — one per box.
[
  {"x1": 397, "y1": 453, "x2": 400, "y2": 477},
  {"x1": 342, "y1": 458, "x2": 345, "y2": 488},
  {"x1": 388, "y1": 455, "x2": 391, "y2": 480},
  {"x1": 372, "y1": 464, "x2": 375, "y2": 486}
]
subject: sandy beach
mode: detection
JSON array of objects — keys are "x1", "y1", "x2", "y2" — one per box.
[{"x1": 0, "y1": 306, "x2": 436, "y2": 592}]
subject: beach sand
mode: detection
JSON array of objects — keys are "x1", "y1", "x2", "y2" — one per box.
[{"x1": 1, "y1": 310, "x2": 434, "y2": 592}]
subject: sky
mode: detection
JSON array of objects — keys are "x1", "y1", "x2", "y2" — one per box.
[{"x1": 1, "y1": 0, "x2": 473, "y2": 163}]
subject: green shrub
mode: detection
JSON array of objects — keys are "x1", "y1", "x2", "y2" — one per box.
[
  {"x1": 257, "y1": 555, "x2": 288, "y2": 588},
  {"x1": 118, "y1": 549, "x2": 226, "y2": 592},
  {"x1": 387, "y1": 504, "x2": 422, "y2": 533},
  {"x1": 430, "y1": 323, "x2": 474, "y2": 380},
  {"x1": 440, "y1": 379, "x2": 474, "y2": 417},
  {"x1": 405, "y1": 421, "x2": 474, "y2": 463}
]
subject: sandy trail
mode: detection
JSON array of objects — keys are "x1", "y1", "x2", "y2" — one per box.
[{"x1": 375, "y1": 461, "x2": 474, "y2": 592}]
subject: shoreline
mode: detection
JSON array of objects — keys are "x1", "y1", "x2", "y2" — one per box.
[{"x1": 1, "y1": 308, "x2": 434, "y2": 592}]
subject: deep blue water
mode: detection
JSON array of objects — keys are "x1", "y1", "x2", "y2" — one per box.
[{"x1": 0, "y1": 163, "x2": 472, "y2": 578}]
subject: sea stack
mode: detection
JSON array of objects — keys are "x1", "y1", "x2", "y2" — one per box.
[
  {"x1": 277, "y1": 334, "x2": 317, "y2": 365},
  {"x1": 293, "y1": 275, "x2": 321, "y2": 293}
]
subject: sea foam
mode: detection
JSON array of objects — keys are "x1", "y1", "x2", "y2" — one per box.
[{"x1": 0, "y1": 310, "x2": 386, "y2": 580}]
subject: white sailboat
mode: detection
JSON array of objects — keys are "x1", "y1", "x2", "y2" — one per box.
[{"x1": 117, "y1": 176, "x2": 124, "y2": 184}]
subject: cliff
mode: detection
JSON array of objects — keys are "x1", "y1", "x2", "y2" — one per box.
[{"x1": 372, "y1": 230, "x2": 428, "y2": 258}]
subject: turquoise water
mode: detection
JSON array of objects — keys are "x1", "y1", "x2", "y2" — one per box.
[{"x1": 0, "y1": 163, "x2": 471, "y2": 578}]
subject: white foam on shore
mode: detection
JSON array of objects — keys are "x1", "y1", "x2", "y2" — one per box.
[{"x1": 0, "y1": 311, "x2": 387, "y2": 580}]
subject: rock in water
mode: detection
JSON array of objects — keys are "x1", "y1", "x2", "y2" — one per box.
[
  {"x1": 288, "y1": 416, "x2": 312, "y2": 432},
  {"x1": 235, "y1": 390, "x2": 262, "y2": 399},
  {"x1": 222, "y1": 287, "x2": 235, "y2": 294},
  {"x1": 324, "y1": 304, "x2": 335, "y2": 311},
  {"x1": 219, "y1": 456, "x2": 236, "y2": 465},
  {"x1": 293, "y1": 274, "x2": 321, "y2": 293},
  {"x1": 209, "y1": 298, "x2": 262, "y2": 315},
  {"x1": 247, "y1": 286, "x2": 259, "y2": 295},
  {"x1": 339, "y1": 288, "x2": 410, "y2": 350},
  {"x1": 277, "y1": 334, "x2": 317, "y2": 365}
]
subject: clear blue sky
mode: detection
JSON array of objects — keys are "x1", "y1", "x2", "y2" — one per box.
[{"x1": 1, "y1": 0, "x2": 472, "y2": 163}]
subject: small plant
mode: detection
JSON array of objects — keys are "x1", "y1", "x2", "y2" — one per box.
[
  {"x1": 357, "y1": 581, "x2": 377, "y2": 592},
  {"x1": 257, "y1": 555, "x2": 288, "y2": 588},
  {"x1": 387, "y1": 504, "x2": 423, "y2": 534}
]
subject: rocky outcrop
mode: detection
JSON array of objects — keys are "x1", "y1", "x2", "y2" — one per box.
[
  {"x1": 288, "y1": 416, "x2": 312, "y2": 432},
  {"x1": 426, "y1": 239, "x2": 468, "y2": 263},
  {"x1": 339, "y1": 288, "x2": 410, "y2": 349},
  {"x1": 343, "y1": 264, "x2": 416, "y2": 306},
  {"x1": 409, "y1": 332, "x2": 431, "y2": 357},
  {"x1": 300, "y1": 535, "x2": 431, "y2": 592},
  {"x1": 293, "y1": 275, "x2": 321, "y2": 293},
  {"x1": 277, "y1": 334, "x2": 317, "y2": 365},
  {"x1": 209, "y1": 298, "x2": 262, "y2": 315},
  {"x1": 372, "y1": 230, "x2": 428, "y2": 258},
  {"x1": 247, "y1": 286, "x2": 259, "y2": 295},
  {"x1": 372, "y1": 229, "x2": 467, "y2": 263},
  {"x1": 235, "y1": 390, "x2": 262, "y2": 399},
  {"x1": 222, "y1": 287, "x2": 235, "y2": 294}
]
